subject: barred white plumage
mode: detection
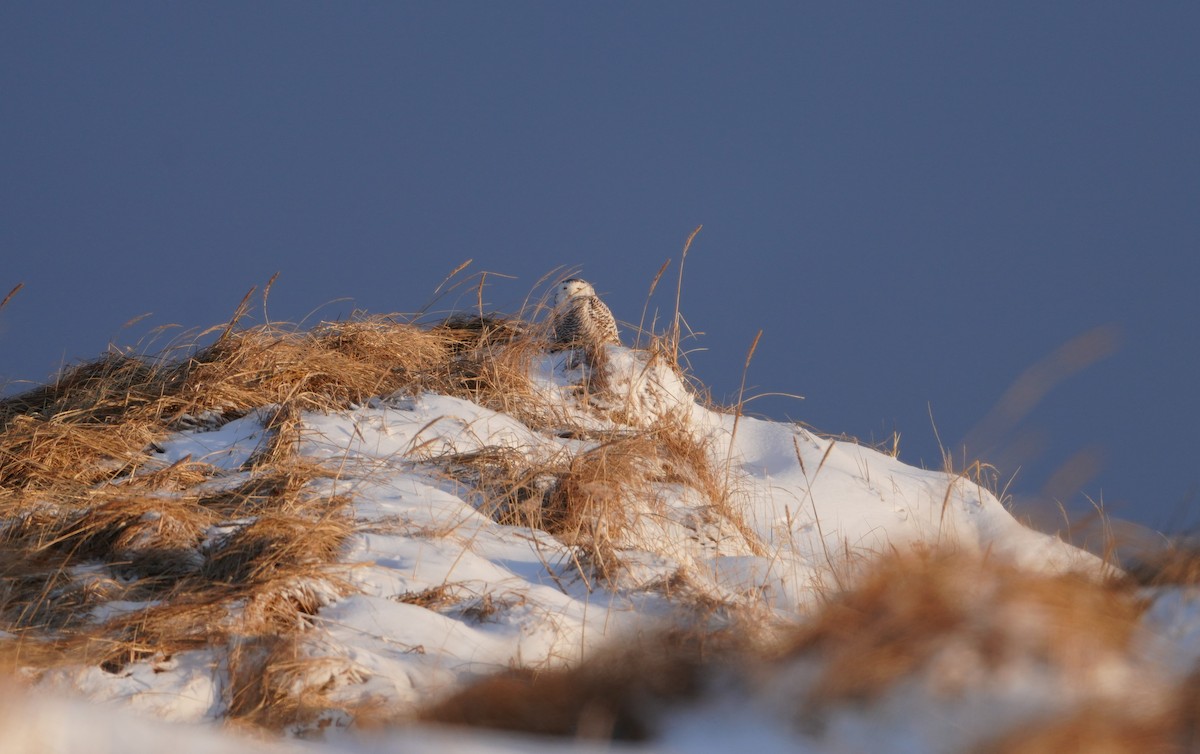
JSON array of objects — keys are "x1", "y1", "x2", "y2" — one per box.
[{"x1": 550, "y1": 278, "x2": 620, "y2": 350}]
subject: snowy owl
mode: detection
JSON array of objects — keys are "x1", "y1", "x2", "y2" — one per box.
[{"x1": 550, "y1": 278, "x2": 620, "y2": 351}]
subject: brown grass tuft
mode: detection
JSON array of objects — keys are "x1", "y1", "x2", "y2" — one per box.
[
  {"x1": 0, "y1": 416, "x2": 159, "y2": 491},
  {"x1": 435, "y1": 329, "x2": 561, "y2": 429},
  {"x1": 781, "y1": 550, "x2": 1143, "y2": 708},
  {"x1": 433, "y1": 415, "x2": 762, "y2": 587},
  {"x1": 539, "y1": 433, "x2": 660, "y2": 582},
  {"x1": 95, "y1": 592, "x2": 231, "y2": 672},
  {"x1": 58, "y1": 493, "x2": 209, "y2": 579},
  {"x1": 0, "y1": 316, "x2": 372, "y2": 720},
  {"x1": 226, "y1": 631, "x2": 369, "y2": 734},
  {"x1": 204, "y1": 503, "x2": 352, "y2": 586},
  {"x1": 0, "y1": 353, "x2": 164, "y2": 428},
  {"x1": 429, "y1": 313, "x2": 526, "y2": 355},
  {"x1": 421, "y1": 629, "x2": 735, "y2": 740},
  {"x1": 162, "y1": 321, "x2": 438, "y2": 420},
  {"x1": 537, "y1": 423, "x2": 763, "y2": 583}
]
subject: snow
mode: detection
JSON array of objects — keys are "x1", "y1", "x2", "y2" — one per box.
[
  {"x1": 156, "y1": 411, "x2": 269, "y2": 471},
  {"x1": 3, "y1": 345, "x2": 1197, "y2": 752},
  {"x1": 37, "y1": 650, "x2": 226, "y2": 724}
]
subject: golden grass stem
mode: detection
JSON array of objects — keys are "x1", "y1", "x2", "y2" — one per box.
[
  {"x1": 0, "y1": 282, "x2": 23, "y2": 312},
  {"x1": 217, "y1": 286, "x2": 257, "y2": 345},
  {"x1": 723, "y1": 329, "x2": 762, "y2": 495},
  {"x1": 262, "y1": 271, "x2": 280, "y2": 325},
  {"x1": 638, "y1": 259, "x2": 671, "y2": 349},
  {"x1": 670, "y1": 226, "x2": 702, "y2": 364}
]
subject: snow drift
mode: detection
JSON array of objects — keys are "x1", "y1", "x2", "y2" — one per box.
[{"x1": 1, "y1": 310, "x2": 1195, "y2": 753}]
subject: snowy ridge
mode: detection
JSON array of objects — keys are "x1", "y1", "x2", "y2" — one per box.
[{"x1": 6, "y1": 344, "x2": 1196, "y2": 752}]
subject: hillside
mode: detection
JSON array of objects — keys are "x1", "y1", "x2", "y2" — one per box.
[{"x1": 1, "y1": 300, "x2": 1198, "y2": 752}]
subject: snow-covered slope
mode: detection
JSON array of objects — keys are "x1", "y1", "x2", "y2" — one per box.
[{"x1": 5, "y1": 344, "x2": 1194, "y2": 752}]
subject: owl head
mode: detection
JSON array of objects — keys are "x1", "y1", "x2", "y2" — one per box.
[{"x1": 554, "y1": 278, "x2": 596, "y2": 305}]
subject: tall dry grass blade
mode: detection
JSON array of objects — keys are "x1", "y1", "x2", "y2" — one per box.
[
  {"x1": 0, "y1": 282, "x2": 23, "y2": 312},
  {"x1": 120, "y1": 312, "x2": 153, "y2": 329},
  {"x1": 217, "y1": 286, "x2": 257, "y2": 345},
  {"x1": 637, "y1": 259, "x2": 672, "y2": 348},
  {"x1": 794, "y1": 437, "x2": 841, "y2": 588},
  {"x1": 723, "y1": 329, "x2": 762, "y2": 494},
  {"x1": 517, "y1": 266, "x2": 571, "y2": 322},
  {"x1": 669, "y1": 225, "x2": 702, "y2": 364},
  {"x1": 262, "y1": 271, "x2": 280, "y2": 324},
  {"x1": 963, "y1": 324, "x2": 1123, "y2": 458},
  {"x1": 415, "y1": 258, "x2": 474, "y2": 318}
]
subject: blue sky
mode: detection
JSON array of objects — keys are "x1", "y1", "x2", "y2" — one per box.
[{"x1": 3, "y1": 3, "x2": 1198, "y2": 534}]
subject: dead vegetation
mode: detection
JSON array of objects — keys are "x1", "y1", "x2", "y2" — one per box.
[
  {"x1": 539, "y1": 423, "x2": 764, "y2": 582},
  {"x1": 780, "y1": 550, "x2": 1144, "y2": 715},
  {"x1": 0, "y1": 269, "x2": 1189, "y2": 748},
  {"x1": 0, "y1": 272, "x2": 760, "y2": 734},
  {"x1": 0, "y1": 308, "x2": 530, "y2": 730},
  {"x1": 423, "y1": 551, "x2": 1192, "y2": 750},
  {"x1": 420, "y1": 628, "x2": 741, "y2": 740},
  {"x1": 432, "y1": 415, "x2": 764, "y2": 589}
]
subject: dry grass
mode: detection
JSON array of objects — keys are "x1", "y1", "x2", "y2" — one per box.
[
  {"x1": 780, "y1": 551, "x2": 1144, "y2": 710},
  {"x1": 0, "y1": 293, "x2": 747, "y2": 732},
  {"x1": 0, "y1": 414, "x2": 161, "y2": 491},
  {"x1": 434, "y1": 416, "x2": 762, "y2": 588},
  {"x1": 422, "y1": 550, "x2": 1177, "y2": 747},
  {"x1": 224, "y1": 628, "x2": 380, "y2": 734},
  {"x1": 0, "y1": 352, "x2": 163, "y2": 427},
  {"x1": 420, "y1": 628, "x2": 739, "y2": 740},
  {"x1": 430, "y1": 315, "x2": 571, "y2": 431},
  {"x1": 540, "y1": 432, "x2": 662, "y2": 582},
  {"x1": 0, "y1": 310, "x2": 479, "y2": 732},
  {"x1": 4, "y1": 276, "x2": 1184, "y2": 748},
  {"x1": 0, "y1": 315, "x2": 454, "y2": 431},
  {"x1": 541, "y1": 423, "x2": 763, "y2": 582},
  {"x1": 165, "y1": 319, "x2": 450, "y2": 420},
  {"x1": 975, "y1": 667, "x2": 1200, "y2": 754}
]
